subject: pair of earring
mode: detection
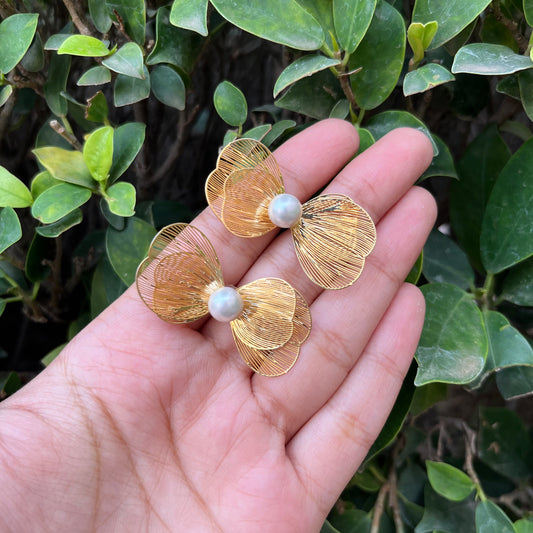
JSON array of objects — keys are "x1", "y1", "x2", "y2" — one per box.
[{"x1": 136, "y1": 139, "x2": 376, "y2": 376}]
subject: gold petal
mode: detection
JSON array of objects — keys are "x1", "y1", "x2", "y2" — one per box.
[
  {"x1": 292, "y1": 194, "x2": 377, "y2": 289},
  {"x1": 136, "y1": 224, "x2": 224, "y2": 323},
  {"x1": 232, "y1": 278, "x2": 297, "y2": 350},
  {"x1": 205, "y1": 139, "x2": 284, "y2": 236}
]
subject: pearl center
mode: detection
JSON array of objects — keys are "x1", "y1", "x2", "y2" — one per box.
[
  {"x1": 208, "y1": 287, "x2": 244, "y2": 322},
  {"x1": 268, "y1": 193, "x2": 302, "y2": 228}
]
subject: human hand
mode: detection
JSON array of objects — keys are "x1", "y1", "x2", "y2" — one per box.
[{"x1": 0, "y1": 119, "x2": 436, "y2": 533}]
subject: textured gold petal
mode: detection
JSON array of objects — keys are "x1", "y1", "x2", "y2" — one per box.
[
  {"x1": 292, "y1": 194, "x2": 377, "y2": 289},
  {"x1": 205, "y1": 139, "x2": 284, "y2": 236},
  {"x1": 136, "y1": 224, "x2": 224, "y2": 323},
  {"x1": 232, "y1": 278, "x2": 297, "y2": 350}
]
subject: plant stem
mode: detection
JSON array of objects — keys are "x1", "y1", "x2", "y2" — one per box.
[
  {"x1": 62, "y1": 0, "x2": 94, "y2": 36},
  {"x1": 370, "y1": 482, "x2": 390, "y2": 533}
]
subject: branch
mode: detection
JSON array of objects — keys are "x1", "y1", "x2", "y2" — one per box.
[{"x1": 62, "y1": 0, "x2": 95, "y2": 36}]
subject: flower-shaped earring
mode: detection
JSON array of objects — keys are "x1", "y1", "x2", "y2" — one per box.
[
  {"x1": 136, "y1": 223, "x2": 311, "y2": 376},
  {"x1": 205, "y1": 138, "x2": 377, "y2": 290}
]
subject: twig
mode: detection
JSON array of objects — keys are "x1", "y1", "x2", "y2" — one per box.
[
  {"x1": 370, "y1": 482, "x2": 390, "y2": 533},
  {"x1": 492, "y1": 0, "x2": 529, "y2": 52},
  {"x1": 388, "y1": 442, "x2": 405, "y2": 533},
  {"x1": 0, "y1": 0, "x2": 17, "y2": 18},
  {"x1": 462, "y1": 422, "x2": 487, "y2": 500},
  {"x1": 62, "y1": 0, "x2": 95, "y2": 36},
  {"x1": 49, "y1": 119, "x2": 83, "y2": 150}
]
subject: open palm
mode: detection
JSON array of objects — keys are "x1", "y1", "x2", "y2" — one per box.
[{"x1": 0, "y1": 120, "x2": 436, "y2": 533}]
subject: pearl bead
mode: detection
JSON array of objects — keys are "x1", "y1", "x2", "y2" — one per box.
[
  {"x1": 208, "y1": 287, "x2": 244, "y2": 322},
  {"x1": 268, "y1": 193, "x2": 302, "y2": 228}
]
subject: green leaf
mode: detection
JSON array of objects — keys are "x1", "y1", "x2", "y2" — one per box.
[
  {"x1": 365, "y1": 110, "x2": 438, "y2": 155},
  {"x1": 151, "y1": 65, "x2": 186, "y2": 110},
  {"x1": 333, "y1": 0, "x2": 376, "y2": 54},
  {"x1": 106, "y1": 216, "x2": 156, "y2": 286},
  {"x1": 170, "y1": 0, "x2": 208, "y2": 36},
  {"x1": 210, "y1": 0, "x2": 324, "y2": 50},
  {"x1": 356, "y1": 127, "x2": 375, "y2": 153},
  {"x1": 349, "y1": 2, "x2": 405, "y2": 110},
  {"x1": 89, "y1": 0, "x2": 113, "y2": 33},
  {"x1": 426, "y1": 461, "x2": 475, "y2": 502},
  {"x1": 86, "y1": 91, "x2": 109, "y2": 123},
  {"x1": 106, "y1": 0, "x2": 146, "y2": 45},
  {"x1": 102, "y1": 42, "x2": 144, "y2": 79},
  {"x1": 109, "y1": 122, "x2": 145, "y2": 183},
  {"x1": 515, "y1": 520, "x2": 533, "y2": 533},
  {"x1": 481, "y1": 14, "x2": 518, "y2": 52},
  {"x1": 329, "y1": 99, "x2": 350, "y2": 120},
  {"x1": 100, "y1": 197, "x2": 125, "y2": 230},
  {"x1": 296, "y1": 0, "x2": 336, "y2": 52},
  {"x1": 273, "y1": 55, "x2": 340, "y2": 98},
  {"x1": 419, "y1": 135, "x2": 458, "y2": 180},
  {"x1": 496, "y1": 365, "x2": 533, "y2": 400},
  {"x1": 452, "y1": 44, "x2": 533, "y2": 75},
  {"x1": 0, "y1": 13, "x2": 39, "y2": 74},
  {"x1": 44, "y1": 32, "x2": 72, "y2": 51},
  {"x1": 0, "y1": 207, "x2": 22, "y2": 253},
  {"x1": 78, "y1": 66, "x2": 112, "y2": 86},
  {"x1": 25, "y1": 232, "x2": 53, "y2": 282},
  {"x1": 261, "y1": 119, "x2": 296, "y2": 146},
  {"x1": 415, "y1": 283, "x2": 487, "y2": 386},
  {"x1": 83, "y1": 126, "x2": 114, "y2": 183},
  {"x1": 91, "y1": 256, "x2": 127, "y2": 318},
  {"x1": 214, "y1": 81, "x2": 248, "y2": 127},
  {"x1": 480, "y1": 137, "x2": 533, "y2": 273},
  {"x1": 0, "y1": 85, "x2": 13, "y2": 107},
  {"x1": 406, "y1": 251, "x2": 423, "y2": 284},
  {"x1": 423, "y1": 229, "x2": 474, "y2": 289},
  {"x1": 33, "y1": 147, "x2": 95, "y2": 189},
  {"x1": 410, "y1": 381, "x2": 447, "y2": 415},
  {"x1": 43, "y1": 52, "x2": 70, "y2": 117},
  {"x1": 502, "y1": 257, "x2": 533, "y2": 305},
  {"x1": 478, "y1": 407, "x2": 533, "y2": 480},
  {"x1": 114, "y1": 65, "x2": 150, "y2": 106},
  {"x1": 0, "y1": 371, "x2": 22, "y2": 396},
  {"x1": 407, "y1": 21, "x2": 438, "y2": 63},
  {"x1": 412, "y1": 0, "x2": 492, "y2": 50},
  {"x1": 320, "y1": 519, "x2": 347, "y2": 533},
  {"x1": 496, "y1": 74, "x2": 521, "y2": 100},
  {"x1": 241, "y1": 124, "x2": 272, "y2": 141},
  {"x1": 146, "y1": 7, "x2": 203, "y2": 72},
  {"x1": 0, "y1": 166, "x2": 33, "y2": 208},
  {"x1": 475, "y1": 500, "x2": 514, "y2": 533},
  {"x1": 105, "y1": 182, "x2": 136, "y2": 217},
  {"x1": 526, "y1": 0, "x2": 533, "y2": 25},
  {"x1": 36, "y1": 209, "x2": 83, "y2": 238},
  {"x1": 450, "y1": 125, "x2": 511, "y2": 273},
  {"x1": 518, "y1": 69, "x2": 533, "y2": 121},
  {"x1": 41, "y1": 343, "x2": 67, "y2": 366},
  {"x1": 404, "y1": 63, "x2": 455, "y2": 96},
  {"x1": 58, "y1": 35, "x2": 110, "y2": 57},
  {"x1": 31, "y1": 183, "x2": 91, "y2": 223},
  {"x1": 329, "y1": 508, "x2": 372, "y2": 533},
  {"x1": 21, "y1": 32, "x2": 44, "y2": 72}
]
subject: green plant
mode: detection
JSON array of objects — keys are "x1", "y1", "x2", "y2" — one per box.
[{"x1": 1, "y1": 0, "x2": 532, "y2": 531}]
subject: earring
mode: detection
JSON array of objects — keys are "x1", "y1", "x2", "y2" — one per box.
[
  {"x1": 205, "y1": 138, "x2": 377, "y2": 290},
  {"x1": 136, "y1": 223, "x2": 311, "y2": 376}
]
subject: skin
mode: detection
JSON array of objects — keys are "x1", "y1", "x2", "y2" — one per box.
[{"x1": 0, "y1": 119, "x2": 436, "y2": 533}]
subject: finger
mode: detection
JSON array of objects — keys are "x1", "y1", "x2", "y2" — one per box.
[
  {"x1": 250, "y1": 186, "x2": 436, "y2": 436},
  {"x1": 286, "y1": 283, "x2": 425, "y2": 515}
]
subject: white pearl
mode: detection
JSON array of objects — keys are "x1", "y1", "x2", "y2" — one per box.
[
  {"x1": 208, "y1": 287, "x2": 244, "y2": 322},
  {"x1": 268, "y1": 193, "x2": 302, "y2": 228}
]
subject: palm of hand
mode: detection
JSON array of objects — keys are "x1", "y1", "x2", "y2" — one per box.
[{"x1": 1, "y1": 120, "x2": 436, "y2": 533}]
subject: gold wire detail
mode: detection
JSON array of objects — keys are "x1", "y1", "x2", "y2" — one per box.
[
  {"x1": 205, "y1": 138, "x2": 284, "y2": 237},
  {"x1": 292, "y1": 194, "x2": 376, "y2": 289}
]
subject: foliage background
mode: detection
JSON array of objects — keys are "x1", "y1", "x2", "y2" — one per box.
[{"x1": 0, "y1": 0, "x2": 532, "y2": 531}]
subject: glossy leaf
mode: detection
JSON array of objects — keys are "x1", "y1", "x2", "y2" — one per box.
[
  {"x1": 25, "y1": 233, "x2": 52, "y2": 282},
  {"x1": 151, "y1": 65, "x2": 186, "y2": 110},
  {"x1": 0, "y1": 166, "x2": 33, "y2": 208},
  {"x1": 420, "y1": 135, "x2": 458, "y2": 180},
  {"x1": 86, "y1": 91, "x2": 109, "y2": 123},
  {"x1": 261, "y1": 120, "x2": 296, "y2": 146},
  {"x1": 475, "y1": 500, "x2": 514, "y2": 533},
  {"x1": 89, "y1": 0, "x2": 113, "y2": 33},
  {"x1": 77, "y1": 66, "x2": 112, "y2": 86},
  {"x1": 170, "y1": 0, "x2": 208, "y2": 36},
  {"x1": 102, "y1": 42, "x2": 145, "y2": 79},
  {"x1": 450, "y1": 125, "x2": 511, "y2": 273},
  {"x1": 58, "y1": 35, "x2": 111, "y2": 57},
  {"x1": 241, "y1": 124, "x2": 272, "y2": 141},
  {"x1": 329, "y1": 99, "x2": 350, "y2": 119},
  {"x1": 44, "y1": 32, "x2": 71, "y2": 51},
  {"x1": 210, "y1": 0, "x2": 324, "y2": 50},
  {"x1": 106, "y1": 0, "x2": 146, "y2": 45},
  {"x1": 423, "y1": 229, "x2": 474, "y2": 289},
  {"x1": 404, "y1": 63, "x2": 455, "y2": 96},
  {"x1": 518, "y1": 69, "x2": 533, "y2": 121},
  {"x1": 481, "y1": 14, "x2": 518, "y2": 52},
  {"x1": 41, "y1": 343, "x2": 67, "y2": 366},
  {"x1": 526, "y1": 0, "x2": 533, "y2": 24},
  {"x1": 91, "y1": 256, "x2": 127, "y2": 318},
  {"x1": 412, "y1": 0, "x2": 492, "y2": 50},
  {"x1": 83, "y1": 126, "x2": 114, "y2": 183},
  {"x1": 31, "y1": 183, "x2": 91, "y2": 223},
  {"x1": 114, "y1": 65, "x2": 150, "y2": 107},
  {"x1": 214, "y1": 81, "x2": 247, "y2": 127},
  {"x1": 515, "y1": 519, "x2": 533, "y2": 533},
  {"x1": 273, "y1": 55, "x2": 340, "y2": 98},
  {"x1": 406, "y1": 251, "x2": 423, "y2": 285},
  {"x1": 109, "y1": 123, "x2": 146, "y2": 183},
  {"x1": 0, "y1": 85, "x2": 13, "y2": 107},
  {"x1": 333, "y1": 0, "x2": 377, "y2": 54},
  {"x1": 481, "y1": 137, "x2": 533, "y2": 273},
  {"x1": 426, "y1": 461, "x2": 475, "y2": 502},
  {"x1": 0, "y1": 13, "x2": 39, "y2": 74},
  {"x1": 415, "y1": 283, "x2": 487, "y2": 386},
  {"x1": 0, "y1": 208, "x2": 22, "y2": 254},
  {"x1": 349, "y1": 1, "x2": 405, "y2": 110},
  {"x1": 356, "y1": 128, "x2": 375, "y2": 153},
  {"x1": 0, "y1": 372, "x2": 21, "y2": 396},
  {"x1": 478, "y1": 407, "x2": 533, "y2": 480},
  {"x1": 410, "y1": 381, "x2": 447, "y2": 416},
  {"x1": 36, "y1": 209, "x2": 83, "y2": 238},
  {"x1": 30, "y1": 172, "x2": 60, "y2": 199},
  {"x1": 328, "y1": 508, "x2": 372, "y2": 533},
  {"x1": 43, "y1": 52, "x2": 70, "y2": 116},
  {"x1": 296, "y1": 0, "x2": 336, "y2": 51},
  {"x1": 33, "y1": 147, "x2": 95, "y2": 189},
  {"x1": 100, "y1": 197, "x2": 125, "y2": 230},
  {"x1": 452, "y1": 44, "x2": 533, "y2": 75},
  {"x1": 408, "y1": 21, "x2": 438, "y2": 63},
  {"x1": 502, "y1": 257, "x2": 533, "y2": 305},
  {"x1": 105, "y1": 182, "x2": 136, "y2": 217},
  {"x1": 106, "y1": 216, "x2": 156, "y2": 286},
  {"x1": 20, "y1": 32, "x2": 44, "y2": 72},
  {"x1": 496, "y1": 366, "x2": 533, "y2": 400}
]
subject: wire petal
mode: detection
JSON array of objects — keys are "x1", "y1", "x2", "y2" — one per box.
[
  {"x1": 232, "y1": 278, "x2": 297, "y2": 350},
  {"x1": 136, "y1": 224, "x2": 224, "y2": 323},
  {"x1": 205, "y1": 138, "x2": 284, "y2": 237},
  {"x1": 292, "y1": 194, "x2": 377, "y2": 289}
]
